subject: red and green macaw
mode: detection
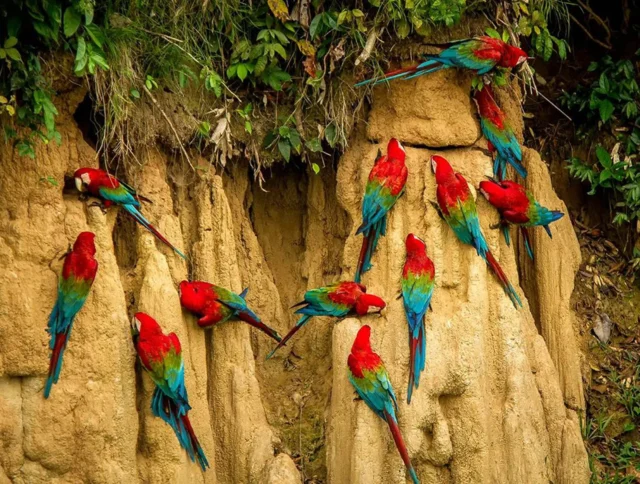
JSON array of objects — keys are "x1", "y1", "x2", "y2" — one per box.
[
  {"x1": 348, "y1": 325, "x2": 420, "y2": 484},
  {"x1": 402, "y1": 234, "x2": 435, "y2": 404},
  {"x1": 479, "y1": 178, "x2": 564, "y2": 259},
  {"x1": 132, "y1": 312, "x2": 209, "y2": 471},
  {"x1": 355, "y1": 138, "x2": 408, "y2": 283},
  {"x1": 431, "y1": 155, "x2": 522, "y2": 309},
  {"x1": 73, "y1": 168, "x2": 186, "y2": 259},
  {"x1": 266, "y1": 281, "x2": 386, "y2": 359},
  {"x1": 474, "y1": 85, "x2": 527, "y2": 180},
  {"x1": 179, "y1": 280, "x2": 281, "y2": 342},
  {"x1": 44, "y1": 232, "x2": 98, "y2": 398},
  {"x1": 355, "y1": 36, "x2": 527, "y2": 87}
]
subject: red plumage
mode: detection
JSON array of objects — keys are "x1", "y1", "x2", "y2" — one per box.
[
  {"x1": 479, "y1": 180, "x2": 531, "y2": 223},
  {"x1": 347, "y1": 325, "x2": 383, "y2": 378},
  {"x1": 474, "y1": 85, "x2": 505, "y2": 129}
]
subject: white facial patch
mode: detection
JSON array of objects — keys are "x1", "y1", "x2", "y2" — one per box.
[
  {"x1": 517, "y1": 56, "x2": 527, "y2": 65},
  {"x1": 81, "y1": 172, "x2": 91, "y2": 184},
  {"x1": 480, "y1": 188, "x2": 489, "y2": 200}
]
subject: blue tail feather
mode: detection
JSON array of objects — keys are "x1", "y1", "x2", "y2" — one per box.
[
  {"x1": 501, "y1": 224, "x2": 511, "y2": 247},
  {"x1": 123, "y1": 204, "x2": 187, "y2": 259},
  {"x1": 239, "y1": 287, "x2": 249, "y2": 299}
]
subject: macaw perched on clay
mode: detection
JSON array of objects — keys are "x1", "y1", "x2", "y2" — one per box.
[
  {"x1": 73, "y1": 168, "x2": 186, "y2": 259},
  {"x1": 479, "y1": 178, "x2": 564, "y2": 259},
  {"x1": 44, "y1": 231, "x2": 98, "y2": 398},
  {"x1": 430, "y1": 155, "x2": 522, "y2": 309},
  {"x1": 402, "y1": 234, "x2": 435, "y2": 404},
  {"x1": 355, "y1": 138, "x2": 408, "y2": 283},
  {"x1": 348, "y1": 325, "x2": 420, "y2": 484},
  {"x1": 132, "y1": 312, "x2": 209, "y2": 471},
  {"x1": 355, "y1": 36, "x2": 527, "y2": 87},
  {"x1": 266, "y1": 281, "x2": 386, "y2": 359},
  {"x1": 474, "y1": 85, "x2": 527, "y2": 180},
  {"x1": 179, "y1": 280, "x2": 282, "y2": 342}
]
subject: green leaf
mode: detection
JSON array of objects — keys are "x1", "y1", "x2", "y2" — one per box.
[
  {"x1": 130, "y1": 88, "x2": 140, "y2": 99},
  {"x1": 599, "y1": 170, "x2": 612, "y2": 184},
  {"x1": 237, "y1": 63, "x2": 248, "y2": 81},
  {"x1": 324, "y1": 123, "x2": 337, "y2": 147},
  {"x1": 596, "y1": 146, "x2": 612, "y2": 169},
  {"x1": 85, "y1": 24, "x2": 105, "y2": 48},
  {"x1": 5, "y1": 48, "x2": 21, "y2": 62},
  {"x1": 309, "y1": 15, "x2": 322, "y2": 39},
  {"x1": 4, "y1": 37, "x2": 18, "y2": 49},
  {"x1": 244, "y1": 121, "x2": 252, "y2": 134},
  {"x1": 64, "y1": 7, "x2": 82, "y2": 37},
  {"x1": 289, "y1": 129, "x2": 302, "y2": 152},
  {"x1": 598, "y1": 100, "x2": 614, "y2": 123},
  {"x1": 396, "y1": 20, "x2": 410, "y2": 39},
  {"x1": 485, "y1": 28, "x2": 501, "y2": 39},
  {"x1": 278, "y1": 139, "x2": 291, "y2": 162},
  {"x1": 312, "y1": 163, "x2": 320, "y2": 174},
  {"x1": 305, "y1": 138, "x2": 322, "y2": 152},
  {"x1": 0, "y1": 49, "x2": 5, "y2": 60},
  {"x1": 543, "y1": 31, "x2": 553, "y2": 61},
  {"x1": 74, "y1": 36, "x2": 87, "y2": 73}
]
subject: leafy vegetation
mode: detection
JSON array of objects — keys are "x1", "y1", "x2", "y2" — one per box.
[
  {"x1": 562, "y1": 53, "x2": 640, "y2": 225},
  {"x1": 1, "y1": 0, "x2": 571, "y2": 170}
]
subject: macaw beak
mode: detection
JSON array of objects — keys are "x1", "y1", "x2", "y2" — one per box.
[
  {"x1": 74, "y1": 177, "x2": 85, "y2": 193},
  {"x1": 131, "y1": 316, "x2": 141, "y2": 336},
  {"x1": 430, "y1": 157, "x2": 437, "y2": 174}
]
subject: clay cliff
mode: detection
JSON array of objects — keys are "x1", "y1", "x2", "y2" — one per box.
[{"x1": 0, "y1": 70, "x2": 589, "y2": 483}]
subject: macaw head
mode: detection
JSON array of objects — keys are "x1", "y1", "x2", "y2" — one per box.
[
  {"x1": 73, "y1": 231, "x2": 96, "y2": 256},
  {"x1": 74, "y1": 168, "x2": 94, "y2": 193},
  {"x1": 431, "y1": 155, "x2": 455, "y2": 184},
  {"x1": 178, "y1": 280, "x2": 212, "y2": 313},
  {"x1": 351, "y1": 324, "x2": 372, "y2": 354},
  {"x1": 387, "y1": 138, "x2": 406, "y2": 163},
  {"x1": 501, "y1": 44, "x2": 528, "y2": 68},
  {"x1": 405, "y1": 233, "x2": 426, "y2": 256},
  {"x1": 132, "y1": 312, "x2": 162, "y2": 339},
  {"x1": 355, "y1": 292, "x2": 386, "y2": 316}
]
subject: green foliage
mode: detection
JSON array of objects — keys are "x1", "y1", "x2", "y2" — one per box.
[
  {"x1": 563, "y1": 53, "x2": 640, "y2": 226},
  {"x1": 0, "y1": 0, "x2": 108, "y2": 155},
  {"x1": 510, "y1": 0, "x2": 569, "y2": 61}
]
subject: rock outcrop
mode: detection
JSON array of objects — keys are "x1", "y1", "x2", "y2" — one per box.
[{"x1": 0, "y1": 70, "x2": 588, "y2": 484}]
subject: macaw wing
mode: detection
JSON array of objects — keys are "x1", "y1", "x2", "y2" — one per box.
[
  {"x1": 300, "y1": 287, "x2": 347, "y2": 315},
  {"x1": 457, "y1": 197, "x2": 489, "y2": 256},
  {"x1": 213, "y1": 285, "x2": 247, "y2": 312},
  {"x1": 361, "y1": 182, "x2": 394, "y2": 228},
  {"x1": 98, "y1": 184, "x2": 139, "y2": 206},
  {"x1": 57, "y1": 276, "x2": 93, "y2": 326},
  {"x1": 158, "y1": 343, "x2": 188, "y2": 404},
  {"x1": 441, "y1": 39, "x2": 499, "y2": 72},
  {"x1": 402, "y1": 273, "x2": 434, "y2": 328},
  {"x1": 481, "y1": 119, "x2": 521, "y2": 161},
  {"x1": 351, "y1": 367, "x2": 397, "y2": 418}
]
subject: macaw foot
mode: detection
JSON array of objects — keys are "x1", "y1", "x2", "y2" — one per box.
[
  {"x1": 489, "y1": 222, "x2": 502, "y2": 230},
  {"x1": 396, "y1": 292, "x2": 402, "y2": 300},
  {"x1": 78, "y1": 193, "x2": 89, "y2": 202},
  {"x1": 353, "y1": 395, "x2": 363, "y2": 402},
  {"x1": 429, "y1": 200, "x2": 445, "y2": 221},
  {"x1": 59, "y1": 244, "x2": 72, "y2": 260},
  {"x1": 482, "y1": 74, "x2": 492, "y2": 85},
  {"x1": 89, "y1": 201, "x2": 108, "y2": 214}
]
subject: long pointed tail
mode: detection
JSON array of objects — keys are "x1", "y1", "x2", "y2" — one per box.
[
  {"x1": 501, "y1": 223, "x2": 511, "y2": 247},
  {"x1": 507, "y1": 156, "x2": 527, "y2": 179},
  {"x1": 237, "y1": 308, "x2": 282, "y2": 342},
  {"x1": 122, "y1": 204, "x2": 187, "y2": 259},
  {"x1": 266, "y1": 314, "x2": 312, "y2": 360},
  {"x1": 354, "y1": 232, "x2": 371, "y2": 283},
  {"x1": 540, "y1": 210, "x2": 564, "y2": 237},
  {"x1": 354, "y1": 218, "x2": 385, "y2": 283},
  {"x1": 484, "y1": 250, "x2": 522, "y2": 309},
  {"x1": 180, "y1": 413, "x2": 209, "y2": 471},
  {"x1": 407, "y1": 320, "x2": 426, "y2": 405},
  {"x1": 44, "y1": 331, "x2": 70, "y2": 398},
  {"x1": 384, "y1": 411, "x2": 420, "y2": 484},
  {"x1": 354, "y1": 59, "x2": 445, "y2": 87},
  {"x1": 520, "y1": 227, "x2": 534, "y2": 260}
]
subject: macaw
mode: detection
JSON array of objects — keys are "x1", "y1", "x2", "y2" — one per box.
[
  {"x1": 474, "y1": 85, "x2": 527, "y2": 180},
  {"x1": 430, "y1": 155, "x2": 522, "y2": 309},
  {"x1": 402, "y1": 234, "x2": 435, "y2": 404},
  {"x1": 355, "y1": 36, "x2": 527, "y2": 87},
  {"x1": 266, "y1": 281, "x2": 386, "y2": 359},
  {"x1": 44, "y1": 231, "x2": 98, "y2": 398},
  {"x1": 179, "y1": 280, "x2": 282, "y2": 342},
  {"x1": 73, "y1": 168, "x2": 186, "y2": 259},
  {"x1": 355, "y1": 138, "x2": 408, "y2": 283},
  {"x1": 479, "y1": 178, "x2": 564, "y2": 259},
  {"x1": 348, "y1": 325, "x2": 420, "y2": 484},
  {"x1": 132, "y1": 312, "x2": 209, "y2": 471}
]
